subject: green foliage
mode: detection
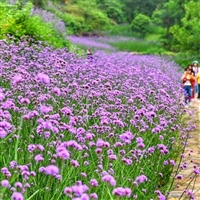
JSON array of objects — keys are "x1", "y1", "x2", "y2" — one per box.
[
  {"x1": 170, "y1": 1, "x2": 200, "y2": 53},
  {"x1": 0, "y1": 2, "x2": 70, "y2": 48},
  {"x1": 120, "y1": 0, "x2": 166, "y2": 23},
  {"x1": 145, "y1": 46, "x2": 165, "y2": 55},
  {"x1": 152, "y1": 0, "x2": 185, "y2": 37},
  {"x1": 86, "y1": 9, "x2": 110, "y2": 31},
  {"x1": 57, "y1": 12, "x2": 85, "y2": 34},
  {"x1": 97, "y1": 0, "x2": 125, "y2": 24},
  {"x1": 31, "y1": 0, "x2": 47, "y2": 8},
  {"x1": 108, "y1": 24, "x2": 134, "y2": 36},
  {"x1": 145, "y1": 25, "x2": 166, "y2": 40},
  {"x1": 130, "y1": 14, "x2": 151, "y2": 38},
  {"x1": 173, "y1": 51, "x2": 200, "y2": 68},
  {"x1": 150, "y1": 0, "x2": 189, "y2": 51},
  {"x1": 63, "y1": 0, "x2": 111, "y2": 34},
  {"x1": 3, "y1": 0, "x2": 199, "y2": 56},
  {"x1": 151, "y1": 9, "x2": 163, "y2": 25},
  {"x1": 108, "y1": 36, "x2": 169, "y2": 56}
]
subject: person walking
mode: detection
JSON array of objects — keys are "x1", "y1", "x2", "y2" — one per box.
[
  {"x1": 196, "y1": 70, "x2": 200, "y2": 99},
  {"x1": 187, "y1": 64, "x2": 195, "y2": 98},
  {"x1": 181, "y1": 67, "x2": 196, "y2": 107},
  {"x1": 192, "y1": 61, "x2": 199, "y2": 97}
]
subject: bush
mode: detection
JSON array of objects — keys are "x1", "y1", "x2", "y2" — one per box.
[
  {"x1": 62, "y1": 0, "x2": 111, "y2": 35},
  {"x1": 130, "y1": 14, "x2": 151, "y2": 38},
  {"x1": 173, "y1": 52, "x2": 200, "y2": 68},
  {"x1": 0, "y1": 2, "x2": 70, "y2": 48}
]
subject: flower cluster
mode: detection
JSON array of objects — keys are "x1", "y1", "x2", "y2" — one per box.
[{"x1": 0, "y1": 37, "x2": 198, "y2": 200}]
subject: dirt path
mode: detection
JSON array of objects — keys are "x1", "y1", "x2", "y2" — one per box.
[{"x1": 168, "y1": 99, "x2": 200, "y2": 200}]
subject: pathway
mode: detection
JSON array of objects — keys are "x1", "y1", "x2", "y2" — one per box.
[{"x1": 168, "y1": 99, "x2": 200, "y2": 200}]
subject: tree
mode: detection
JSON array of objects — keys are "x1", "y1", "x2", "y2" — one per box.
[
  {"x1": 170, "y1": 1, "x2": 200, "y2": 52},
  {"x1": 64, "y1": 0, "x2": 110, "y2": 34},
  {"x1": 152, "y1": 0, "x2": 186, "y2": 38},
  {"x1": 120, "y1": 0, "x2": 166, "y2": 23},
  {"x1": 97, "y1": 0, "x2": 125, "y2": 24},
  {"x1": 130, "y1": 14, "x2": 151, "y2": 38}
]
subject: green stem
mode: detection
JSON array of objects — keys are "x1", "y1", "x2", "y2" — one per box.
[
  {"x1": 14, "y1": 119, "x2": 23, "y2": 161},
  {"x1": 27, "y1": 190, "x2": 40, "y2": 200},
  {"x1": 178, "y1": 176, "x2": 196, "y2": 200}
]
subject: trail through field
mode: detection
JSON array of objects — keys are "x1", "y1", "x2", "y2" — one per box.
[{"x1": 169, "y1": 99, "x2": 200, "y2": 200}]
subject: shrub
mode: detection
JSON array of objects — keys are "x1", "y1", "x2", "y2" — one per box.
[
  {"x1": 130, "y1": 14, "x2": 151, "y2": 38},
  {"x1": 0, "y1": 2, "x2": 70, "y2": 48}
]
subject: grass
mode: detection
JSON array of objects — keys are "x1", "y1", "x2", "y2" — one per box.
[
  {"x1": 145, "y1": 34, "x2": 161, "y2": 41},
  {"x1": 108, "y1": 39, "x2": 168, "y2": 55},
  {"x1": 108, "y1": 39, "x2": 149, "y2": 52},
  {"x1": 107, "y1": 24, "x2": 135, "y2": 37},
  {"x1": 106, "y1": 24, "x2": 173, "y2": 55}
]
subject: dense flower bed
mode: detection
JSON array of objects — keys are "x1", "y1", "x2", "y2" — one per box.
[{"x1": 0, "y1": 38, "x2": 194, "y2": 200}]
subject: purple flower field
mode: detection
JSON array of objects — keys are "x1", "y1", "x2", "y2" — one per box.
[
  {"x1": 67, "y1": 36, "x2": 116, "y2": 51},
  {"x1": 0, "y1": 38, "x2": 197, "y2": 200}
]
